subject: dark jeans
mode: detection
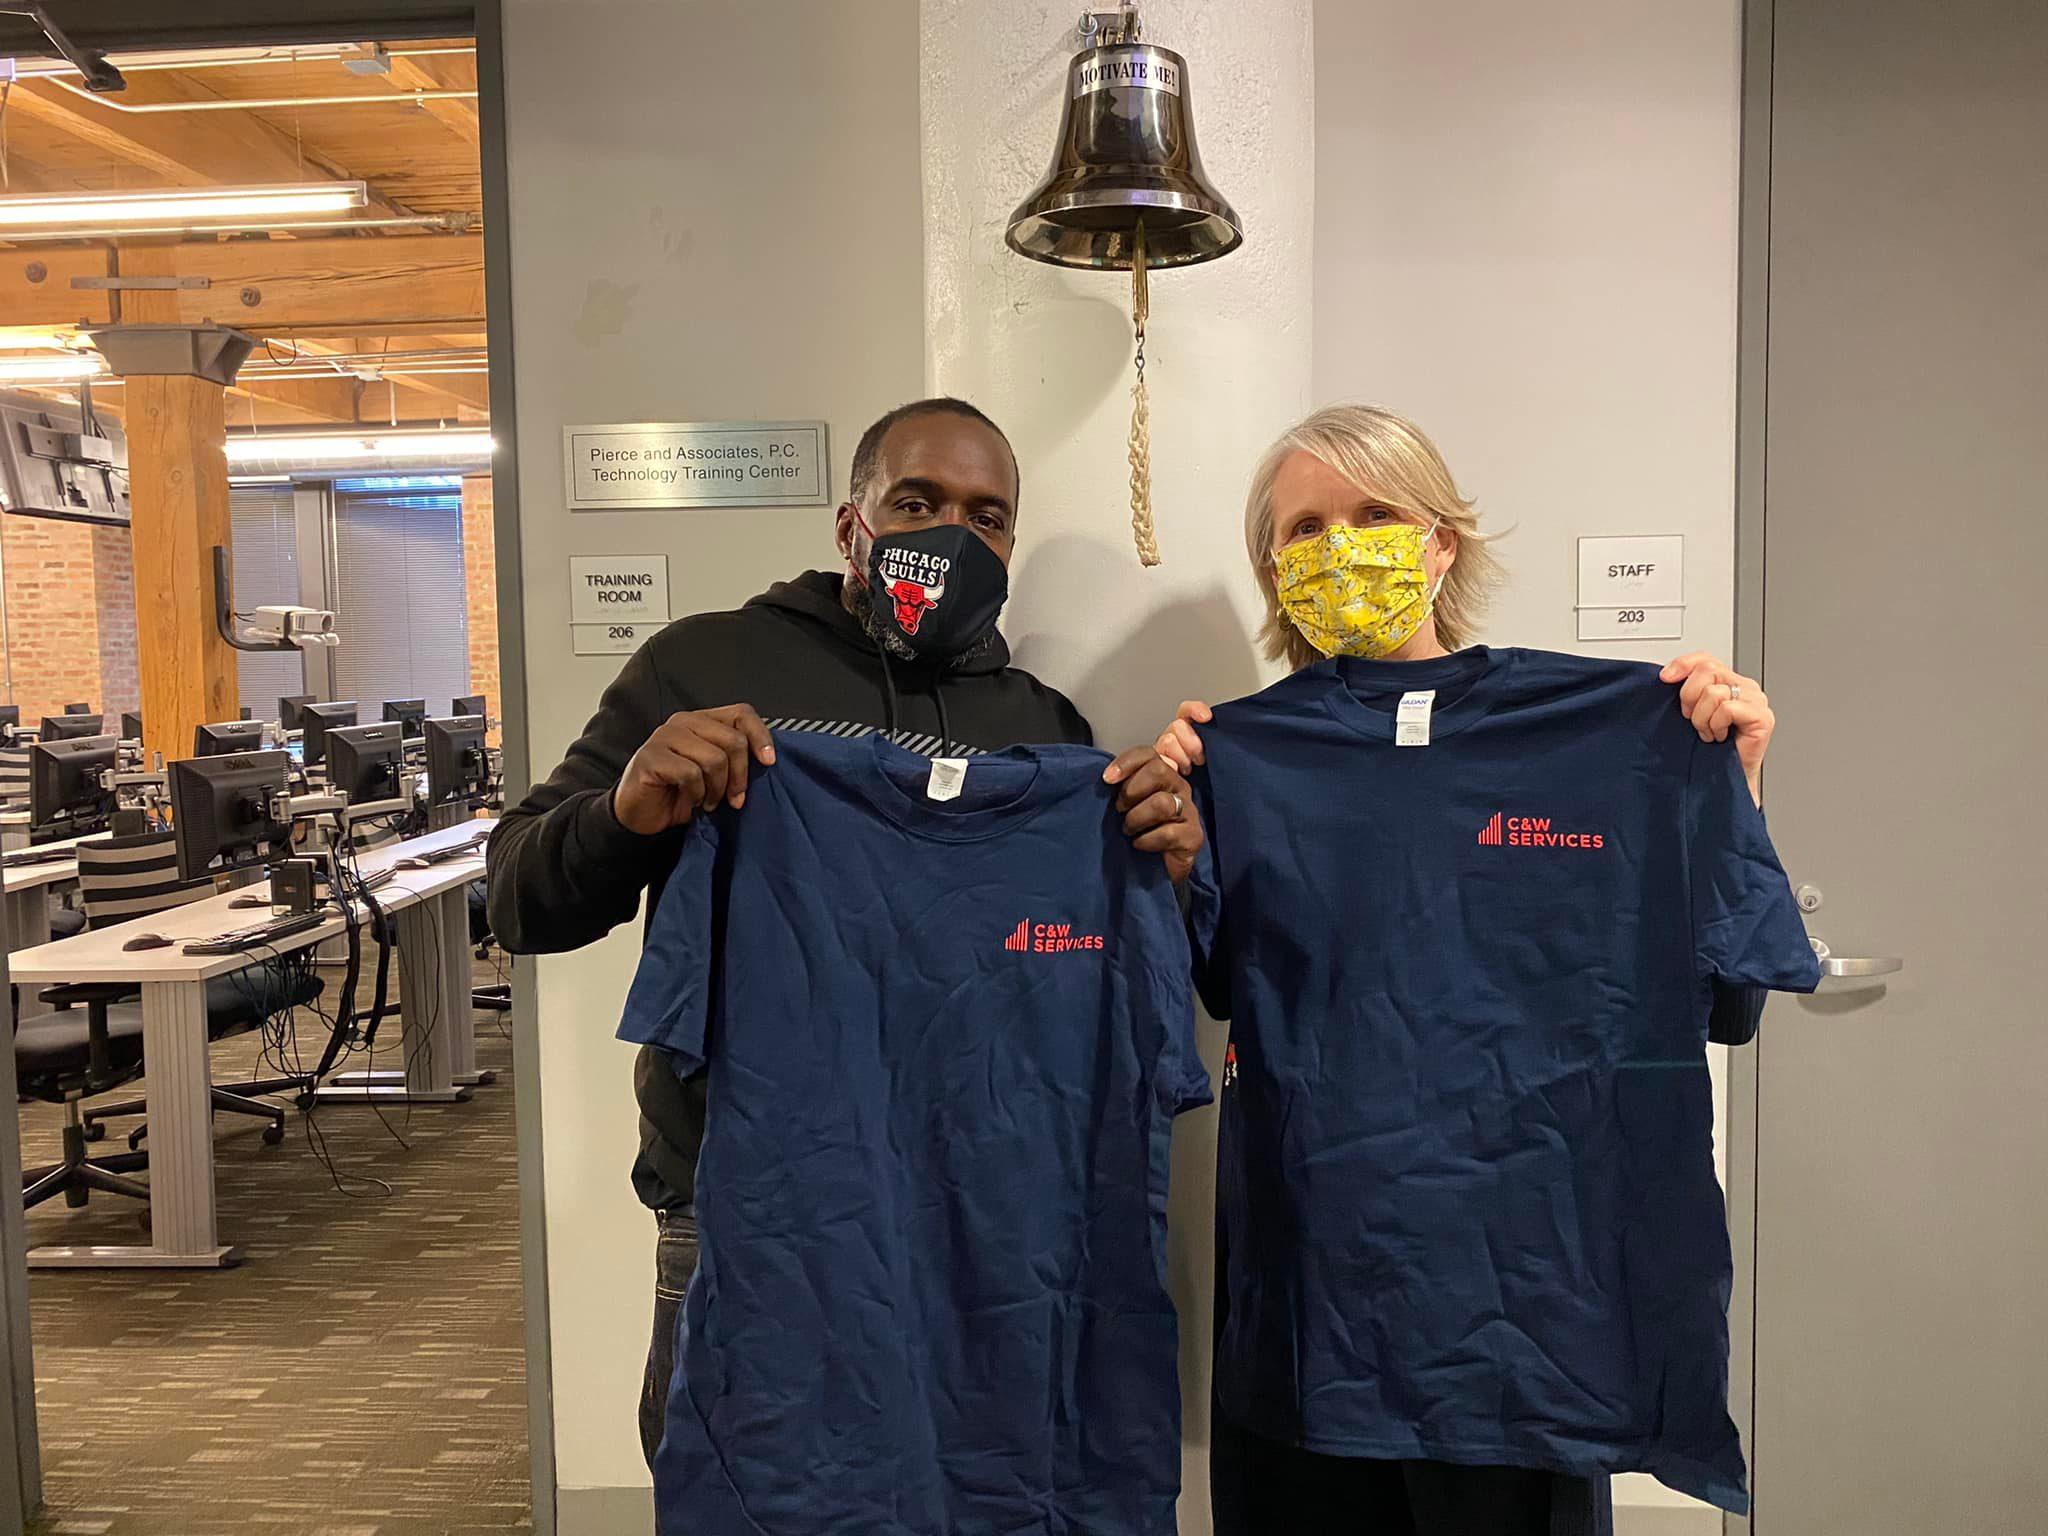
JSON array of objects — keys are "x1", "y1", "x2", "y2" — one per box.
[
  {"x1": 1211, "y1": 1407, "x2": 1612, "y2": 1536},
  {"x1": 638, "y1": 1207, "x2": 700, "y2": 1472}
]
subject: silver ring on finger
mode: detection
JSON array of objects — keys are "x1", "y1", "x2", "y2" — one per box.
[
  {"x1": 1171, "y1": 793, "x2": 1185, "y2": 823},
  {"x1": 1727, "y1": 683, "x2": 1742, "y2": 701}
]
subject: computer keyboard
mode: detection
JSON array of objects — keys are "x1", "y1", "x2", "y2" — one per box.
[
  {"x1": 1, "y1": 847, "x2": 76, "y2": 869},
  {"x1": 394, "y1": 831, "x2": 490, "y2": 870},
  {"x1": 182, "y1": 910, "x2": 332, "y2": 956}
]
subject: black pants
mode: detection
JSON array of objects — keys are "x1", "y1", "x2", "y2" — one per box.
[
  {"x1": 638, "y1": 1207, "x2": 700, "y2": 1471},
  {"x1": 1211, "y1": 1409, "x2": 1610, "y2": 1536}
]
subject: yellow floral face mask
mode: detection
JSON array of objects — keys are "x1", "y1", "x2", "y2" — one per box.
[{"x1": 1273, "y1": 520, "x2": 1441, "y2": 660}]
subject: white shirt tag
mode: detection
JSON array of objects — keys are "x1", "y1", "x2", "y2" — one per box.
[
  {"x1": 926, "y1": 757, "x2": 968, "y2": 802},
  {"x1": 1395, "y1": 690, "x2": 1436, "y2": 748}
]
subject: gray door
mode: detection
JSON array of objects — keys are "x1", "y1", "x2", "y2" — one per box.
[{"x1": 1741, "y1": 0, "x2": 2048, "y2": 1530}]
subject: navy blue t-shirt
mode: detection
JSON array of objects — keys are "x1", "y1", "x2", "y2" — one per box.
[
  {"x1": 618, "y1": 729, "x2": 1212, "y2": 1536},
  {"x1": 1184, "y1": 647, "x2": 1819, "y2": 1512}
]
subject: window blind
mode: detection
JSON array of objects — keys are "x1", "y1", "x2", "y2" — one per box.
[
  {"x1": 229, "y1": 485, "x2": 305, "y2": 721},
  {"x1": 330, "y1": 486, "x2": 470, "y2": 715}
]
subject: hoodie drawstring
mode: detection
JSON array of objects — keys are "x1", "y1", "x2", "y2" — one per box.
[
  {"x1": 874, "y1": 639, "x2": 902, "y2": 739},
  {"x1": 872, "y1": 638, "x2": 954, "y2": 758},
  {"x1": 933, "y1": 685, "x2": 955, "y2": 761}
]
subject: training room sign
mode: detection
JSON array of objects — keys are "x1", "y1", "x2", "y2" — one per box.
[
  {"x1": 570, "y1": 553, "x2": 670, "y2": 655},
  {"x1": 563, "y1": 420, "x2": 829, "y2": 510}
]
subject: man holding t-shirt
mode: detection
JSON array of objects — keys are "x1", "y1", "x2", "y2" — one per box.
[{"x1": 487, "y1": 397, "x2": 1204, "y2": 1467}]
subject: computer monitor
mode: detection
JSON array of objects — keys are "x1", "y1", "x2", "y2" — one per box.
[
  {"x1": 28, "y1": 734, "x2": 117, "y2": 841},
  {"x1": 120, "y1": 710, "x2": 143, "y2": 742},
  {"x1": 39, "y1": 713, "x2": 104, "y2": 741},
  {"x1": 423, "y1": 714, "x2": 489, "y2": 807},
  {"x1": 299, "y1": 700, "x2": 358, "y2": 770},
  {"x1": 278, "y1": 694, "x2": 314, "y2": 733},
  {"x1": 167, "y1": 750, "x2": 292, "y2": 884},
  {"x1": 194, "y1": 719, "x2": 267, "y2": 757},
  {"x1": 453, "y1": 693, "x2": 486, "y2": 721},
  {"x1": 382, "y1": 698, "x2": 428, "y2": 741},
  {"x1": 62, "y1": 702, "x2": 92, "y2": 715},
  {"x1": 326, "y1": 722, "x2": 406, "y2": 808}
]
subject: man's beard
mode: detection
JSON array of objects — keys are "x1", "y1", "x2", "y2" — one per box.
[{"x1": 845, "y1": 568, "x2": 1000, "y2": 672}]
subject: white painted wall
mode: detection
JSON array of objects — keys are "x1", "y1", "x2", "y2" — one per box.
[
  {"x1": 498, "y1": 0, "x2": 925, "y2": 1510},
  {"x1": 922, "y1": 4, "x2": 1312, "y2": 1531},
  {"x1": 1313, "y1": 3, "x2": 1743, "y2": 1522}
]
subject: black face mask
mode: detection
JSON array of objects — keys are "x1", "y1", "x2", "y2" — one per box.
[{"x1": 854, "y1": 519, "x2": 1009, "y2": 662}]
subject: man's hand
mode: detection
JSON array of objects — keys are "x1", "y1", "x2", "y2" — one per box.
[
  {"x1": 1661, "y1": 653, "x2": 1773, "y2": 806},
  {"x1": 612, "y1": 705, "x2": 776, "y2": 835},
  {"x1": 1102, "y1": 747, "x2": 1205, "y2": 887}
]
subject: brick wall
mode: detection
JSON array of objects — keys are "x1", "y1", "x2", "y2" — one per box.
[
  {"x1": 0, "y1": 512, "x2": 138, "y2": 726},
  {"x1": 460, "y1": 475, "x2": 501, "y2": 738},
  {"x1": 92, "y1": 524, "x2": 140, "y2": 718}
]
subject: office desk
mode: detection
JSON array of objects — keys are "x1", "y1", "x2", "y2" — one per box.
[
  {"x1": 9, "y1": 819, "x2": 492, "y2": 1270},
  {"x1": 0, "y1": 833, "x2": 88, "y2": 951}
]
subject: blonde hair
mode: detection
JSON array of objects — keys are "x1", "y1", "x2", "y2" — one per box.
[{"x1": 1245, "y1": 404, "x2": 1503, "y2": 671}]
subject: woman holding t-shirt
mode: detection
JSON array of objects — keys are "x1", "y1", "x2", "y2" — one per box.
[{"x1": 1132, "y1": 405, "x2": 1800, "y2": 1536}]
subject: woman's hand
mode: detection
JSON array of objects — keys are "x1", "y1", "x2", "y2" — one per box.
[
  {"x1": 1660, "y1": 653, "x2": 1773, "y2": 806},
  {"x1": 1102, "y1": 748, "x2": 1205, "y2": 886},
  {"x1": 1153, "y1": 700, "x2": 1214, "y2": 776}
]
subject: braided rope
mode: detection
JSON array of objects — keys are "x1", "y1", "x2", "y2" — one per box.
[{"x1": 1128, "y1": 222, "x2": 1160, "y2": 567}]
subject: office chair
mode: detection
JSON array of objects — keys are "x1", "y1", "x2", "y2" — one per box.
[
  {"x1": 468, "y1": 880, "x2": 509, "y2": 1014},
  {"x1": 14, "y1": 990, "x2": 150, "y2": 1212},
  {"x1": 45, "y1": 832, "x2": 324, "y2": 1150},
  {"x1": 0, "y1": 744, "x2": 29, "y2": 819}
]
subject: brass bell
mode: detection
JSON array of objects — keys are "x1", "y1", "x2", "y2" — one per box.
[{"x1": 1006, "y1": 10, "x2": 1241, "y2": 270}]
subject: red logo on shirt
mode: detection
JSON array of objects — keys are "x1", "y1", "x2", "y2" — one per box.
[
  {"x1": 1477, "y1": 811, "x2": 1606, "y2": 851},
  {"x1": 1003, "y1": 919, "x2": 1105, "y2": 954}
]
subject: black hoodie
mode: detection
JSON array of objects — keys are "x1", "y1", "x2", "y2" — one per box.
[{"x1": 487, "y1": 570, "x2": 1092, "y2": 1212}]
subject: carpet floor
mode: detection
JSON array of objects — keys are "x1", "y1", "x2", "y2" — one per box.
[{"x1": 17, "y1": 959, "x2": 531, "y2": 1536}]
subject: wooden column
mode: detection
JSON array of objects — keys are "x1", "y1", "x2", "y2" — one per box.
[{"x1": 126, "y1": 373, "x2": 237, "y2": 766}]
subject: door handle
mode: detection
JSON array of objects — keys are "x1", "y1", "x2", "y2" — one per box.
[{"x1": 1808, "y1": 937, "x2": 1904, "y2": 978}]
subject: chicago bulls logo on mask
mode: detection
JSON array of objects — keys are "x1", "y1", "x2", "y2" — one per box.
[
  {"x1": 853, "y1": 518, "x2": 1008, "y2": 661},
  {"x1": 887, "y1": 578, "x2": 942, "y2": 634}
]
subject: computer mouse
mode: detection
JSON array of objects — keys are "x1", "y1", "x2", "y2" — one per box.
[{"x1": 121, "y1": 933, "x2": 174, "y2": 951}]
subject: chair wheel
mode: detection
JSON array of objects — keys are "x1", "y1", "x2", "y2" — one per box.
[
  {"x1": 262, "y1": 1124, "x2": 285, "y2": 1147},
  {"x1": 128, "y1": 1127, "x2": 148, "y2": 1151},
  {"x1": 82, "y1": 1122, "x2": 106, "y2": 1142}
]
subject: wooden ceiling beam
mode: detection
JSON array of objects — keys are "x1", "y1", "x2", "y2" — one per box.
[
  {"x1": 282, "y1": 335, "x2": 486, "y2": 420},
  {"x1": 224, "y1": 374, "x2": 365, "y2": 426},
  {"x1": 110, "y1": 233, "x2": 484, "y2": 331},
  {"x1": 384, "y1": 55, "x2": 479, "y2": 149},
  {"x1": 0, "y1": 248, "x2": 114, "y2": 326}
]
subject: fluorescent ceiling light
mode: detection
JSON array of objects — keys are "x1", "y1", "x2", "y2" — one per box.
[
  {"x1": 224, "y1": 430, "x2": 495, "y2": 465},
  {"x1": 0, "y1": 328, "x2": 87, "y2": 352},
  {"x1": 0, "y1": 355, "x2": 108, "y2": 382},
  {"x1": 228, "y1": 474, "x2": 294, "y2": 485},
  {"x1": 0, "y1": 182, "x2": 368, "y2": 229}
]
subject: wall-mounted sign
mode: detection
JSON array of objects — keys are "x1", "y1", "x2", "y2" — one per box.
[
  {"x1": 564, "y1": 421, "x2": 829, "y2": 511},
  {"x1": 570, "y1": 553, "x2": 670, "y2": 625},
  {"x1": 573, "y1": 621, "x2": 665, "y2": 656},
  {"x1": 1576, "y1": 605, "x2": 1684, "y2": 641},
  {"x1": 1576, "y1": 534, "x2": 1684, "y2": 642},
  {"x1": 570, "y1": 554, "x2": 670, "y2": 655}
]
